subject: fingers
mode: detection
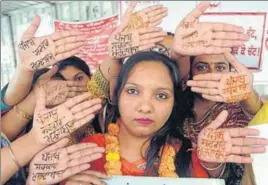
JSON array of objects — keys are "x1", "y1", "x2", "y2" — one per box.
[
  {"x1": 184, "y1": 1, "x2": 210, "y2": 22},
  {"x1": 149, "y1": 11, "x2": 168, "y2": 24},
  {"x1": 139, "y1": 43, "x2": 155, "y2": 51},
  {"x1": 22, "y1": 15, "x2": 41, "y2": 39},
  {"x1": 140, "y1": 37, "x2": 165, "y2": 46},
  {"x1": 224, "y1": 52, "x2": 247, "y2": 73},
  {"x1": 64, "y1": 93, "x2": 91, "y2": 109},
  {"x1": 212, "y1": 31, "x2": 249, "y2": 41},
  {"x1": 54, "y1": 47, "x2": 83, "y2": 63},
  {"x1": 191, "y1": 87, "x2": 219, "y2": 95},
  {"x1": 66, "y1": 142, "x2": 98, "y2": 154},
  {"x1": 43, "y1": 138, "x2": 70, "y2": 153},
  {"x1": 66, "y1": 173, "x2": 107, "y2": 185},
  {"x1": 228, "y1": 127, "x2": 260, "y2": 137},
  {"x1": 203, "y1": 46, "x2": 232, "y2": 55},
  {"x1": 72, "y1": 114, "x2": 96, "y2": 132},
  {"x1": 56, "y1": 42, "x2": 85, "y2": 55},
  {"x1": 70, "y1": 98, "x2": 102, "y2": 114},
  {"x1": 202, "y1": 94, "x2": 224, "y2": 102},
  {"x1": 207, "y1": 110, "x2": 228, "y2": 129},
  {"x1": 55, "y1": 35, "x2": 87, "y2": 47},
  {"x1": 83, "y1": 170, "x2": 110, "y2": 179},
  {"x1": 67, "y1": 152, "x2": 103, "y2": 167},
  {"x1": 208, "y1": 40, "x2": 245, "y2": 48},
  {"x1": 39, "y1": 65, "x2": 59, "y2": 80},
  {"x1": 187, "y1": 80, "x2": 219, "y2": 88},
  {"x1": 210, "y1": 22, "x2": 245, "y2": 33},
  {"x1": 68, "y1": 146, "x2": 105, "y2": 160},
  {"x1": 51, "y1": 30, "x2": 85, "y2": 41},
  {"x1": 63, "y1": 164, "x2": 91, "y2": 182},
  {"x1": 231, "y1": 146, "x2": 266, "y2": 155},
  {"x1": 73, "y1": 103, "x2": 102, "y2": 121},
  {"x1": 142, "y1": 4, "x2": 165, "y2": 14},
  {"x1": 226, "y1": 154, "x2": 253, "y2": 163},
  {"x1": 193, "y1": 73, "x2": 224, "y2": 81},
  {"x1": 138, "y1": 27, "x2": 164, "y2": 35},
  {"x1": 232, "y1": 137, "x2": 268, "y2": 146}
]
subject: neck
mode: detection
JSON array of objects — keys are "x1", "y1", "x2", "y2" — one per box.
[{"x1": 118, "y1": 123, "x2": 150, "y2": 162}]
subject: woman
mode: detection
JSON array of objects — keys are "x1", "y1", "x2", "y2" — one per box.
[
  {"x1": 61, "y1": 51, "x2": 267, "y2": 185},
  {"x1": 62, "y1": 51, "x2": 203, "y2": 185}
]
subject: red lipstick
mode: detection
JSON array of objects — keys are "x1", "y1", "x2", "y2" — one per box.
[{"x1": 135, "y1": 118, "x2": 153, "y2": 125}]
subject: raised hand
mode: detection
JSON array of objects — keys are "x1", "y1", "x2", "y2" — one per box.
[
  {"x1": 26, "y1": 138, "x2": 105, "y2": 185},
  {"x1": 187, "y1": 52, "x2": 253, "y2": 103},
  {"x1": 197, "y1": 110, "x2": 268, "y2": 164},
  {"x1": 124, "y1": 4, "x2": 168, "y2": 31},
  {"x1": 108, "y1": 1, "x2": 167, "y2": 59},
  {"x1": 172, "y1": 2, "x2": 249, "y2": 56},
  {"x1": 18, "y1": 15, "x2": 86, "y2": 71},
  {"x1": 30, "y1": 88, "x2": 102, "y2": 146},
  {"x1": 39, "y1": 80, "x2": 88, "y2": 107}
]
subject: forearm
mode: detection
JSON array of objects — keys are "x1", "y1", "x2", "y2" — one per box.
[
  {"x1": 1, "y1": 132, "x2": 43, "y2": 184},
  {"x1": 241, "y1": 89, "x2": 263, "y2": 115},
  {"x1": 1, "y1": 93, "x2": 36, "y2": 141},
  {"x1": 99, "y1": 56, "x2": 122, "y2": 100},
  {"x1": 4, "y1": 65, "x2": 34, "y2": 106}
]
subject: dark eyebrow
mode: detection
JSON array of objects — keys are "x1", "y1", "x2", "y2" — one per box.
[
  {"x1": 125, "y1": 82, "x2": 173, "y2": 93},
  {"x1": 73, "y1": 72, "x2": 84, "y2": 79}
]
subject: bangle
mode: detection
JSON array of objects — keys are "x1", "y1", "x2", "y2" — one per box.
[
  {"x1": 218, "y1": 163, "x2": 226, "y2": 179},
  {"x1": 14, "y1": 105, "x2": 33, "y2": 120},
  {"x1": 7, "y1": 142, "x2": 22, "y2": 169},
  {"x1": 200, "y1": 161, "x2": 223, "y2": 171}
]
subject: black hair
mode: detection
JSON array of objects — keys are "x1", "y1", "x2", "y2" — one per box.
[
  {"x1": 56, "y1": 56, "x2": 91, "y2": 78},
  {"x1": 167, "y1": 32, "x2": 175, "y2": 36},
  {"x1": 107, "y1": 51, "x2": 191, "y2": 177}
]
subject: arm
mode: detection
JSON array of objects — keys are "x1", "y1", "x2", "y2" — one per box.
[
  {"x1": 1, "y1": 91, "x2": 36, "y2": 141},
  {"x1": 4, "y1": 65, "x2": 34, "y2": 106},
  {"x1": 4, "y1": 15, "x2": 86, "y2": 106},
  {"x1": 1, "y1": 132, "x2": 43, "y2": 184},
  {"x1": 240, "y1": 89, "x2": 263, "y2": 115}
]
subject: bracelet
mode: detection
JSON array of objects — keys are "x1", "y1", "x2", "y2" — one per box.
[
  {"x1": 14, "y1": 105, "x2": 33, "y2": 120},
  {"x1": 7, "y1": 142, "x2": 22, "y2": 169},
  {"x1": 200, "y1": 161, "x2": 223, "y2": 171},
  {"x1": 218, "y1": 163, "x2": 226, "y2": 179}
]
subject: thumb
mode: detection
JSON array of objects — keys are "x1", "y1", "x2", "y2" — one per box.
[
  {"x1": 207, "y1": 110, "x2": 228, "y2": 129},
  {"x1": 22, "y1": 15, "x2": 41, "y2": 39},
  {"x1": 39, "y1": 65, "x2": 59, "y2": 80},
  {"x1": 35, "y1": 86, "x2": 47, "y2": 111}
]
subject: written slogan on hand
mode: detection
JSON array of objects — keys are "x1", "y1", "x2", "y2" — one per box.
[
  {"x1": 109, "y1": 32, "x2": 140, "y2": 59},
  {"x1": 37, "y1": 109, "x2": 76, "y2": 144},
  {"x1": 222, "y1": 74, "x2": 251, "y2": 103}
]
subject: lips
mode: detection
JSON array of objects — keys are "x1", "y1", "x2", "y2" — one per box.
[{"x1": 135, "y1": 118, "x2": 153, "y2": 125}]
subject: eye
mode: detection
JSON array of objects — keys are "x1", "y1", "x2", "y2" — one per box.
[
  {"x1": 196, "y1": 63, "x2": 208, "y2": 71},
  {"x1": 75, "y1": 75, "x2": 84, "y2": 81},
  {"x1": 156, "y1": 93, "x2": 168, "y2": 100},
  {"x1": 127, "y1": 88, "x2": 138, "y2": 95},
  {"x1": 216, "y1": 65, "x2": 227, "y2": 72}
]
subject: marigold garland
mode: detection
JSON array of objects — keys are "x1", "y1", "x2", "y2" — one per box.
[{"x1": 104, "y1": 123, "x2": 179, "y2": 177}]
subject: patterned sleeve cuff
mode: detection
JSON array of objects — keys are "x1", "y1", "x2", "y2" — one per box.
[{"x1": 87, "y1": 67, "x2": 110, "y2": 100}]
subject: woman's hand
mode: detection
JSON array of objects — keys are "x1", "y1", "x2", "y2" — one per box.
[
  {"x1": 26, "y1": 138, "x2": 105, "y2": 185},
  {"x1": 30, "y1": 87, "x2": 102, "y2": 147},
  {"x1": 187, "y1": 52, "x2": 253, "y2": 103},
  {"x1": 171, "y1": 2, "x2": 249, "y2": 58},
  {"x1": 18, "y1": 15, "x2": 86, "y2": 71},
  {"x1": 197, "y1": 110, "x2": 268, "y2": 164}
]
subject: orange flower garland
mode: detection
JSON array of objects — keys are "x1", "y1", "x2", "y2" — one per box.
[{"x1": 104, "y1": 123, "x2": 178, "y2": 177}]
